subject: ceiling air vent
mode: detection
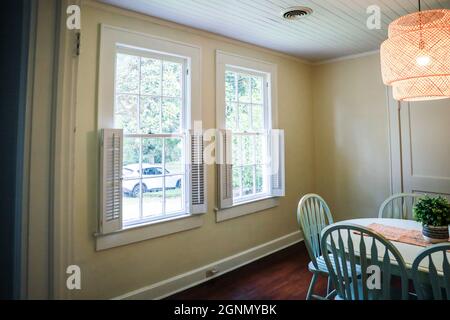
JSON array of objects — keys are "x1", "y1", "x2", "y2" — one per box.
[{"x1": 282, "y1": 6, "x2": 313, "y2": 20}]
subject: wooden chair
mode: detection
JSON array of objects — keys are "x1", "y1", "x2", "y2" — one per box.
[
  {"x1": 378, "y1": 193, "x2": 424, "y2": 220},
  {"x1": 320, "y1": 224, "x2": 409, "y2": 300},
  {"x1": 412, "y1": 243, "x2": 450, "y2": 300},
  {"x1": 297, "y1": 194, "x2": 334, "y2": 300}
]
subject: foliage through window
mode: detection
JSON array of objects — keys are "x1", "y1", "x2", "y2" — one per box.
[
  {"x1": 225, "y1": 68, "x2": 269, "y2": 203},
  {"x1": 115, "y1": 50, "x2": 187, "y2": 225}
]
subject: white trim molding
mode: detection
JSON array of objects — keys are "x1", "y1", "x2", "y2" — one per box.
[
  {"x1": 50, "y1": 0, "x2": 81, "y2": 300},
  {"x1": 314, "y1": 50, "x2": 380, "y2": 66},
  {"x1": 215, "y1": 197, "x2": 279, "y2": 222},
  {"x1": 95, "y1": 215, "x2": 203, "y2": 251},
  {"x1": 114, "y1": 231, "x2": 303, "y2": 300}
]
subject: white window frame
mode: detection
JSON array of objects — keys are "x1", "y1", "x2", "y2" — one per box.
[
  {"x1": 215, "y1": 50, "x2": 281, "y2": 222},
  {"x1": 96, "y1": 25, "x2": 204, "y2": 250}
]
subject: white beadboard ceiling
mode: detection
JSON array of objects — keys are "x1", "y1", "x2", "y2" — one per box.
[{"x1": 99, "y1": 0, "x2": 450, "y2": 62}]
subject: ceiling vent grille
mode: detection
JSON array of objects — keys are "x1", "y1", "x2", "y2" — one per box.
[{"x1": 282, "y1": 6, "x2": 313, "y2": 20}]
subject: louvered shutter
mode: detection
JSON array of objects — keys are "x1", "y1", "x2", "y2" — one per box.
[
  {"x1": 217, "y1": 129, "x2": 233, "y2": 209},
  {"x1": 188, "y1": 130, "x2": 207, "y2": 214},
  {"x1": 269, "y1": 129, "x2": 285, "y2": 197},
  {"x1": 99, "y1": 129, "x2": 123, "y2": 233}
]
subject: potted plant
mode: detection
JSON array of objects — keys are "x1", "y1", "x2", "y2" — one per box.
[{"x1": 414, "y1": 196, "x2": 450, "y2": 243}]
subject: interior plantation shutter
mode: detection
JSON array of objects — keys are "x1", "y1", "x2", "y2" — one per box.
[
  {"x1": 269, "y1": 129, "x2": 285, "y2": 197},
  {"x1": 188, "y1": 130, "x2": 207, "y2": 214},
  {"x1": 217, "y1": 129, "x2": 233, "y2": 209},
  {"x1": 99, "y1": 129, "x2": 123, "y2": 234}
]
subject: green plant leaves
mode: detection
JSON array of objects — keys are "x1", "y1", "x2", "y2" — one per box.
[{"x1": 413, "y1": 196, "x2": 450, "y2": 227}]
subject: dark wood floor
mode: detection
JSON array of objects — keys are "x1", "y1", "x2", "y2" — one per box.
[{"x1": 167, "y1": 242, "x2": 327, "y2": 300}]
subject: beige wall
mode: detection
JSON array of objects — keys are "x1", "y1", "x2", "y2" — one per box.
[
  {"x1": 312, "y1": 54, "x2": 391, "y2": 222},
  {"x1": 70, "y1": 1, "x2": 314, "y2": 299}
]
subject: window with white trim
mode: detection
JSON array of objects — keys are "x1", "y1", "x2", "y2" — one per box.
[
  {"x1": 97, "y1": 25, "x2": 205, "y2": 245},
  {"x1": 216, "y1": 51, "x2": 285, "y2": 219}
]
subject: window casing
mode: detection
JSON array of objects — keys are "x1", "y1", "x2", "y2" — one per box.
[
  {"x1": 216, "y1": 51, "x2": 284, "y2": 221},
  {"x1": 96, "y1": 25, "x2": 205, "y2": 249}
]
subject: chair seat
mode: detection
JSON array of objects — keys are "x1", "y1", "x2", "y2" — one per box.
[{"x1": 309, "y1": 254, "x2": 361, "y2": 276}]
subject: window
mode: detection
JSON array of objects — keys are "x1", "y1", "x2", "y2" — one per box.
[
  {"x1": 96, "y1": 25, "x2": 205, "y2": 249},
  {"x1": 225, "y1": 68, "x2": 269, "y2": 203},
  {"x1": 216, "y1": 51, "x2": 285, "y2": 221},
  {"x1": 115, "y1": 49, "x2": 187, "y2": 226}
]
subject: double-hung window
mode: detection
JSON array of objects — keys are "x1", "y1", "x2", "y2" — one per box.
[
  {"x1": 96, "y1": 25, "x2": 205, "y2": 249},
  {"x1": 225, "y1": 67, "x2": 269, "y2": 203},
  {"x1": 216, "y1": 51, "x2": 285, "y2": 221},
  {"x1": 115, "y1": 49, "x2": 187, "y2": 226}
]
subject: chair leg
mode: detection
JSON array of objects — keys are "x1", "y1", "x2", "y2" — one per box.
[
  {"x1": 306, "y1": 273, "x2": 318, "y2": 300},
  {"x1": 326, "y1": 276, "x2": 333, "y2": 295}
]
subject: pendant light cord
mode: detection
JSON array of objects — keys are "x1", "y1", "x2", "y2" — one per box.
[{"x1": 418, "y1": 0, "x2": 421, "y2": 12}]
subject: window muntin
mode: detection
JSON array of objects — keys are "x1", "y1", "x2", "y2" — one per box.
[
  {"x1": 115, "y1": 49, "x2": 187, "y2": 225},
  {"x1": 225, "y1": 67, "x2": 270, "y2": 203}
]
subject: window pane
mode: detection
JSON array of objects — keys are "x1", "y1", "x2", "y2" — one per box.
[
  {"x1": 162, "y1": 98, "x2": 181, "y2": 133},
  {"x1": 255, "y1": 165, "x2": 264, "y2": 193},
  {"x1": 255, "y1": 135, "x2": 264, "y2": 164},
  {"x1": 165, "y1": 138, "x2": 183, "y2": 174},
  {"x1": 225, "y1": 71, "x2": 236, "y2": 101},
  {"x1": 115, "y1": 94, "x2": 138, "y2": 133},
  {"x1": 142, "y1": 178, "x2": 163, "y2": 218},
  {"x1": 238, "y1": 74, "x2": 251, "y2": 103},
  {"x1": 142, "y1": 138, "x2": 163, "y2": 166},
  {"x1": 165, "y1": 175, "x2": 183, "y2": 214},
  {"x1": 140, "y1": 96, "x2": 160, "y2": 134},
  {"x1": 225, "y1": 102, "x2": 237, "y2": 131},
  {"x1": 122, "y1": 179, "x2": 141, "y2": 221},
  {"x1": 232, "y1": 135, "x2": 241, "y2": 166},
  {"x1": 162, "y1": 61, "x2": 182, "y2": 97},
  {"x1": 232, "y1": 166, "x2": 241, "y2": 198},
  {"x1": 140, "y1": 57, "x2": 161, "y2": 96},
  {"x1": 123, "y1": 137, "x2": 140, "y2": 168},
  {"x1": 238, "y1": 104, "x2": 250, "y2": 132},
  {"x1": 116, "y1": 53, "x2": 139, "y2": 94},
  {"x1": 242, "y1": 165, "x2": 254, "y2": 196},
  {"x1": 252, "y1": 105, "x2": 264, "y2": 131},
  {"x1": 251, "y1": 76, "x2": 263, "y2": 104},
  {"x1": 242, "y1": 135, "x2": 254, "y2": 165}
]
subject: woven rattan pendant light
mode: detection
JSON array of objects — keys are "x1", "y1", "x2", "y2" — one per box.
[{"x1": 380, "y1": 0, "x2": 450, "y2": 101}]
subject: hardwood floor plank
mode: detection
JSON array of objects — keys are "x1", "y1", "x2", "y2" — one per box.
[{"x1": 167, "y1": 242, "x2": 327, "y2": 300}]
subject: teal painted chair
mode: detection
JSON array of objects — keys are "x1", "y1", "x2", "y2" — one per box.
[
  {"x1": 412, "y1": 243, "x2": 450, "y2": 300},
  {"x1": 297, "y1": 194, "x2": 335, "y2": 300},
  {"x1": 378, "y1": 193, "x2": 424, "y2": 220},
  {"x1": 320, "y1": 224, "x2": 409, "y2": 300}
]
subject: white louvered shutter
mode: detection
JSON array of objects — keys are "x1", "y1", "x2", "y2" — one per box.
[
  {"x1": 188, "y1": 130, "x2": 207, "y2": 214},
  {"x1": 217, "y1": 129, "x2": 233, "y2": 209},
  {"x1": 99, "y1": 129, "x2": 123, "y2": 233},
  {"x1": 269, "y1": 129, "x2": 285, "y2": 197}
]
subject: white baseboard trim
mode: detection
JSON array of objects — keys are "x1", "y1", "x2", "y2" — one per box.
[{"x1": 113, "y1": 231, "x2": 303, "y2": 300}]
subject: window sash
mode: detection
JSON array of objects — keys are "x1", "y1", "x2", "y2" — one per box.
[{"x1": 225, "y1": 67, "x2": 270, "y2": 134}]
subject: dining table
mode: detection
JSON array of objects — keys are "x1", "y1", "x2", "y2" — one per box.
[{"x1": 329, "y1": 218, "x2": 449, "y2": 277}]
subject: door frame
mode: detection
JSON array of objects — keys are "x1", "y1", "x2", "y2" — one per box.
[{"x1": 22, "y1": 0, "x2": 80, "y2": 299}]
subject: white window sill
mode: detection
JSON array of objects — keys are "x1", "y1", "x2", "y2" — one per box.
[
  {"x1": 215, "y1": 196, "x2": 280, "y2": 222},
  {"x1": 95, "y1": 214, "x2": 203, "y2": 251}
]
